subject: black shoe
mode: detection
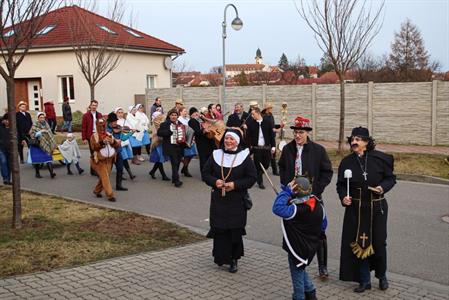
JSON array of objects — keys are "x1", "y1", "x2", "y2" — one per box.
[
  {"x1": 50, "y1": 173, "x2": 56, "y2": 179},
  {"x1": 94, "y1": 193, "x2": 102, "y2": 198},
  {"x1": 78, "y1": 168, "x2": 84, "y2": 175},
  {"x1": 108, "y1": 197, "x2": 116, "y2": 202},
  {"x1": 3, "y1": 181, "x2": 11, "y2": 185},
  {"x1": 354, "y1": 283, "x2": 371, "y2": 293},
  {"x1": 258, "y1": 183, "x2": 265, "y2": 189},
  {"x1": 162, "y1": 176, "x2": 171, "y2": 181},
  {"x1": 35, "y1": 173, "x2": 42, "y2": 179},
  {"x1": 116, "y1": 186, "x2": 128, "y2": 191},
  {"x1": 67, "y1": 170, "x2": 74, "y2": 175},
  {"x1": 229, "y1": 259, "x2": 238, "y2": 273},
  {"x1": 149, "y1": 171, "x2": 156, "y2": 179},
  {"x1": 174, "y1": 181, "x2": 183, "y2": 187},
  {"x1": 318, "y1": 265, "x2": 329, "y2": 279},
  {"x1": 129, "y1": 174, "x2": 136, "y2": 180},
  {"x1": 305, "y1": 289, "x2": 317, "y2": 300},
  {"x1": 379, "y1": 278, "x2": 389, "y2": 290}
]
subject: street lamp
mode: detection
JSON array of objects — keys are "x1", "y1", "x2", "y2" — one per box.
[{"x1": 222, "y1": 3, "x2": 242, "y2": 113}]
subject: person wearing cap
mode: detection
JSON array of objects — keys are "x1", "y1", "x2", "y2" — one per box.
[
  {"x1": 81, "y1": 100, "x2": 103, "y2": 176},
  {"x1": 90, "y1": 118, "x2": 120, "y2": 202},
  {"x1": 157, "y1": 108, "x2": 185, "y2": 187},
  {"x1": 188, "y1": 106, "x2": 215, "y2": 176},
  {"x1": 202, "y1": 128, "x2": 257, "y2": 273},
  {"x1": 337, "y1": 127, "x2": 396, "y2": 293},
  {"x1": 61, "y1": 96, "x2": 72, "y2": 133},
  {"x1": 175, "y1": 99, "x2": 184, "y2": 111},
  {"x1": 29, "y1": 112, "x2": 57, "y2": 178},
  {"x1": 44, "y1": 100, "x2": 57, "y2": 134},
  {"x1": 278, "y1": 116, "x2": 333, "y2": 279},
  {"x1": 246, "y1": 106, "x2": 276, "y2": 189},
  {"x1": 58, "y1": 132, "x2": 84, "y2": 175},
  {"x1": 226, "y1": 102, "x2": 249, "y2": 128},
  {"x1": 150, "y1": 97, "x2": 164, "y2": 118},
  {"x1": 261, "y1": 102, "x2": 280, "y2": 176},
  {"x1": 0, "y1": 113, "x2": 12, "y2": 185},
  {"x1": 272, "y1": 175, "x2": 325, "y2": 300},
  {"x1": 16, "y1": 101, "x2": 33, "y2": 164}
]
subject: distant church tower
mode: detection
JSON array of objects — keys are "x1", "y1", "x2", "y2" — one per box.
[{"x1": 255, "y1": 48, "x2": 263, "y2": 65}]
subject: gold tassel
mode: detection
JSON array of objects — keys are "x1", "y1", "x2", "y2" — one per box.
[{"x1": 350, "y1": 242, "x2": 375, "y2": 259}]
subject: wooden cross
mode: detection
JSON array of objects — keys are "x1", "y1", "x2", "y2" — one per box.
[
  {"x1": 360, "y1": 233, "x2": 368, "y2": 248},
  {"x1": 362, "y1": 172, "x2": 368, "y2": 181}
]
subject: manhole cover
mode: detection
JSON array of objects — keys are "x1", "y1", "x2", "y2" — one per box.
[{"x1": 442, "y1": 215, "x2": 449, "y2": 224}]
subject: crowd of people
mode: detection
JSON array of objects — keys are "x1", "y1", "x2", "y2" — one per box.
[{"x1": 0, "y1": 97, "x2": 396, "y2": 300}]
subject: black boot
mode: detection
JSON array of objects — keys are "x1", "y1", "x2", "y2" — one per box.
[
  {"x1": 67, "y1": 163, "x2": 74, "y2": 175},
  {"x1": 123, "y1": 160, "x2": 135, "y2": 180},
  {"x1": 229, "y1": 259, "x2": 238, "y2": 273},
  {"x1": 34, "y1": 165, "x2": 42, "y2": 178},
  {"x1": 159, "y1": 164, "x2": 170, "y2": 181},
  {"x1": 149, "y1": 164, "x2": 158, "y2": 179},
  {"x1": 75, "y1": 162, "x2": 84, "y2": 175},
  {"x1": 181, "y1": 166, "x2": 192, "y2": 177},
  {"x1": 317, "y1": 236, "x2": 329, "y2": 279},
  {"x1": 305, "y1": 289, "x2": 317, "y2": 300},
  {"x1": 47, "y1": 163, "x2": 56, "y2": 178},
  {"x1": 116, "y1": 171, "x2": 128, "y2": 191},
  {"x1": 271, "y1": 157, "x2": 279, "y2": 176}
]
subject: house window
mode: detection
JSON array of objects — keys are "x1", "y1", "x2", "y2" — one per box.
[
  {"x1": 124, "y1": 28, "x2": 143, "y2": 38},
  {"x1": 147, "y1": 75, "x2": 157, "y2": 89},
  {"x1": 37, "y1": 25, "x2": 56, "y2": 35},
  {"x1": 98, "y1": 25, "x2": 117, "y2": 34},
  {"x1": 59, "y1": 76, "x2": 75, "y2": 101}
]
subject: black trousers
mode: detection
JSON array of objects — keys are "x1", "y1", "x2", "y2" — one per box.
[
  {"x1": 253, "y1": 148, "x2": 271, "y2": 184},
  {"x1": 168, "y1": 152, "x2": 182, "y2": 184}
]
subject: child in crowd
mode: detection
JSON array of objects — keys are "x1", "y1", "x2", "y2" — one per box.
[
  {"x1": 272, "y1": 176, "x2": 326, "y2": 300},
  {"x1": 58, "y1": 133, "x2": 84, "y2": 175}
]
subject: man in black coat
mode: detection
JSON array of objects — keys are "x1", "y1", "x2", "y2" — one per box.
[
  {"x1": 278, "y1": 115, "x2": 333, "y2": 279},
  {"x1": 16, "y1": 101, "x2": 33, "y2": 164},
  {"x1": 246, "y1": 107, "x2": 275, "y2": 189},
  {"x1": 188, "y1": 107, "x2": 215, "y2": 176},
  {"x1": 0, "y1": 113, "x2": 12, "y2": 184},
  {"x1": 157, "y1": 108, "x2": 184, "y2": 187},
  {"x1": 61, "y1": 96, "x2": 72, "y2": 133},
  {"x1": 226, "y1": 102, "x2": 249, "y2": 128}
]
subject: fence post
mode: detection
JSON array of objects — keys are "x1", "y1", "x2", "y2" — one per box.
[
  {"x1": 311, "y1": 83, "x2": 317, "y2": 140},
  {"x1": 431, "y1": 80, "x2": 438, "y2": 146},
  {"x1": 368, "y1": 81, "x2": 373, "y2": 134}
]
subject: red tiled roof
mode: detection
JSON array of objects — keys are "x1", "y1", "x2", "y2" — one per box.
[
  {"x1": 4, "y1": 5, "x2": 183, "y2": 54},
  {"x1": 308, "y1": 66, "x2": 318, "y2": 75},
  {"x1": 226, "y1": 64, "x2": 265, "y2": 71}
]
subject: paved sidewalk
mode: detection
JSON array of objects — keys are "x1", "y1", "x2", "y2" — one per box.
[{"x1": 1, "y1": 239, "x2": 448, "y2": 300}]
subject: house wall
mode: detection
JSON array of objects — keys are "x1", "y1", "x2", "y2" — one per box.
[
  {"x1": 0, "y1": 50, "x2": 171, "y2": 115},
  {"x1": 146, "y1": 81, "x2": 449, "y2": 146}
]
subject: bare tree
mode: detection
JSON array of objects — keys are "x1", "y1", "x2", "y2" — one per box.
[
  {"x1": 297, "y1": 0, "x2": 384, "y2": 152},
  {"x1": 0, "y1": 0, "x2": 60, "y2": 228},
  {"x1": 67, "y1": 0, "x2": 129, "y2": 100}
]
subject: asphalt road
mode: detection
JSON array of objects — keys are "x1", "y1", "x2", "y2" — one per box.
[{"x1": 18, "y1": 150, "x2": 449, "y2": 285}]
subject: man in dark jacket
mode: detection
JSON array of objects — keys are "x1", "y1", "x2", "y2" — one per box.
[
  {"x1": 226, "y1": 102, "x2": 249, "y2": 128},
  {"x1": 157, "y1": 108, "x2": 184, "y2": 187},
  {"x1": 61, "y1": 96, "x2": 72, "y2": 133},
  {"x1": 16, "y1": 101, "x2": 33, "y2": 164},
  {"x1": 278, "y1": 116, "x2": 333, "y2": 279},
  {"x1": 246, "y1": 107, "x2": 275, "y2": 189},
  {"x1": 82, "y1": 100, "x2": 103, "y2": 176},
  {"x1": 0, "y1": 113, "x2": 12, "y2": 184},
  {"x1": 150, "y1": 97, "x2": 164, "y2": 119}
]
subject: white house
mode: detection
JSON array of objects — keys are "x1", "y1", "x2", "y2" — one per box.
[{"x1": 0, "y1": 5, "x2": 184, "y2": 115}]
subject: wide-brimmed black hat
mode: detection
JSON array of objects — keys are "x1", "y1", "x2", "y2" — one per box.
[
  {"x1": 350, "y1": 126, "x2": 370, "y2": 138},
  {"x1": 290, "y1": 116, "x2": 313, "y2": 131},
  {"x1": 189, "y1": 107, "x2": 198, "y2": 116}
]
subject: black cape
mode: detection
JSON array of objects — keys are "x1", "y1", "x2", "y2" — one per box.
[{"x1": 336, "y1": 150, "x2": 396, "y2": 282}]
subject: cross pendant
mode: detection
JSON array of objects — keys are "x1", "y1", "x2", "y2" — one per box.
[
  {"x1": 362, "y1": 172, "x2": 368, "y2": 181},
  {"x1": 360, "y1": 232, "x2": 368, "y2": 248}
]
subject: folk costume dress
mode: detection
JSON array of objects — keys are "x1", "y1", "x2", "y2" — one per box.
[
  {"x1": 150, "y1": 113, "x2": 169, "y2": 163},
  {"x1": 336, "y1": 150, "x2": 396, "y2": 283},
  {"x1": 135, "y1": 104, "x2": 151, "y2": 147},
  {"x1": 28, "y1": 120, "x2": 57, "y2": 164},
  {"x1": 202, "y1": 147, "x2": 257, "y2": 266}
]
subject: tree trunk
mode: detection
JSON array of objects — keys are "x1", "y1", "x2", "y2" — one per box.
[
  {"x1": 337, "y1": 75, "x2": 346, "y2": 154},
  {"x1": 6, "y1": 79, "x2": 22, "y2": 229},
  {"x1": 90, "y1": 84, "x2": 95, "y2": 101}
]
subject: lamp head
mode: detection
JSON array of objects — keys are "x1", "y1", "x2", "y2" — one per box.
[
  {"x1": 344, "y1": 169, "x2": 352, "y2": 179},
  {"x1": 231, "y1": 17, "x2": 243, "y2": 30}
]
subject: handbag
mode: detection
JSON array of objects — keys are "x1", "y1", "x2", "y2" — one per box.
[
  {"x1": 243, "y1": 192, "x2": 253, "y2": 210},
  {"x1": 26, "y1": 136, "x2": 40, "y2": 147}
]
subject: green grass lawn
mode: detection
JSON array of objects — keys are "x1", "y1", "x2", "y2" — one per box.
[{"x1": 0, "y1": 188, "x2": 205, "y2": 278}]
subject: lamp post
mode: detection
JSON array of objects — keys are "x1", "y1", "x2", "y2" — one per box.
[{"x1": 222, "y1": 3, "x2": 242, "y2": 113}]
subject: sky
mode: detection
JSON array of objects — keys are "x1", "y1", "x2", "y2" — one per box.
[{"x1": 99, "y1": 0, "x2": 449, "y2": 73}]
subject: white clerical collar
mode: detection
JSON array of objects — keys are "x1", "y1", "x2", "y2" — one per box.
[{"x1": 212, "y1": 148, "x2": 250, "y2": 168}]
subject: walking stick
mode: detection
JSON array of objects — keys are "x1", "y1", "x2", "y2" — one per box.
[{"x1": 259, "y1": 163, "x2": 279, "y2": 195}]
